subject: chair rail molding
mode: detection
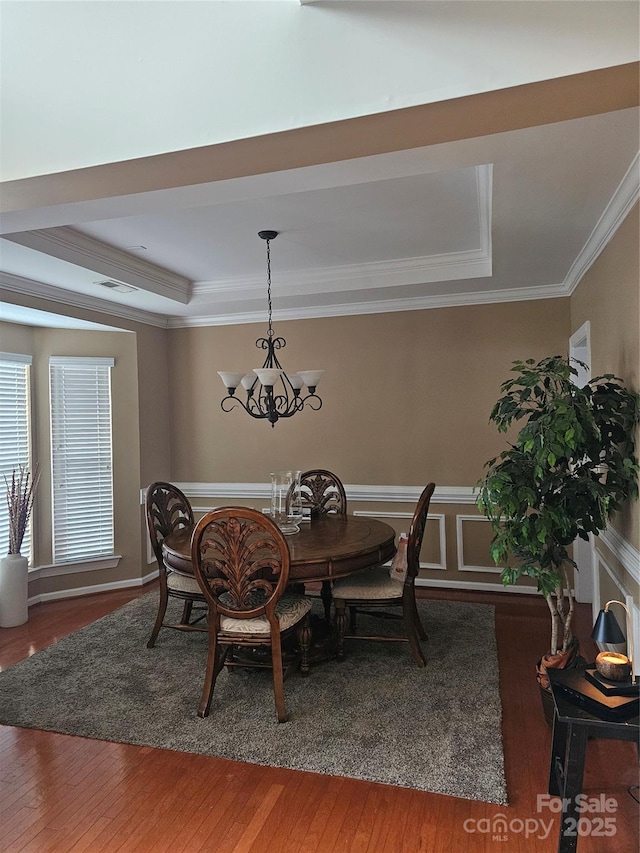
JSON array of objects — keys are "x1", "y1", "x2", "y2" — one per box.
[
  {"x1": 598, "y1": 526, "x2": 640, "y2": 585},
  {"x1": 147, "y1": 482, "x2": 479, "y2": 505}
]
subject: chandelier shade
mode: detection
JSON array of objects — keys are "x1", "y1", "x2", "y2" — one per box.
[{"x1": 217, "y1": 231, "x2": 324, "y2": 426}]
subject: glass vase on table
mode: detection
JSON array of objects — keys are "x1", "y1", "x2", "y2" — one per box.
[{"x1": 270, "y1": 470, "x2": 302, "y2": 535}]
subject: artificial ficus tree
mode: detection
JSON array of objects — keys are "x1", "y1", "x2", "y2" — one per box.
[{"x1": 477, "y1": 356, "x2": 639, "y2": 656}]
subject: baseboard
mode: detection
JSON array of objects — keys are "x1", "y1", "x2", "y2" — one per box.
[
  {"x1": 416, "y1": 577, "x2": 539, "y2": 595},
  {"x1": 28, "y1": 567, "x2": 159, "y2": 607}
]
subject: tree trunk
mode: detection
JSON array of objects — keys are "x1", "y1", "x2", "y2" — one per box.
[{"x1": 561, "y1": 566, "x2": 575, "y2": 653}]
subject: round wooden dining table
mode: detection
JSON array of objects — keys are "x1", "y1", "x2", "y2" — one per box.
[{"x1": 162, "y1": 513, "x2": 397, "y2": 583}]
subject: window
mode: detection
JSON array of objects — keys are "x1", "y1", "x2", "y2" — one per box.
[
  {"x1": 0, "y1": 353, "x2": 33, "y2": 558},
  {"x1": 50, "y1": 357, "x2": 115, "y2": 563}
]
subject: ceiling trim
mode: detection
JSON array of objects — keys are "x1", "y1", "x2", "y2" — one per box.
[
  {"x1": 2, "y1": 155, "x2": 635, "y2": 331},
  {"x1": 0, "y1": 271, "x2": 167, "y2": 329},
  {"x1": 1, "y1": 271, "x2": 566, "y2": 331},
  {"x1": 2, "y1": 64, "x2": 638, "y2": 220},
  {"x1": 193, "y1": 248, "x2": 491, "y2": 300},
  {"x1": 167, "y1": 281, "x2": 568, "y2": 328},
  {"x1": 477, "y1": 163, "x2": 493, "y2": 262},
  {"x1": 192, "y1": 166, "x2": 492, "y2": 298},
  {"x1": 563, "y1": 151, "x2": 640, "y2": 294},
  {"x1": 3, "y1": 227, "x2": 191, "y2": 304}
]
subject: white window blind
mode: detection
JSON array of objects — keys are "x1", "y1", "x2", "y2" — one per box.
[
  {"x1": 50, "y1": 357, "x2": 115, "y2": 563},
  {"x1": 0, "y1": 353, "x2": 33, "y2": 558}
]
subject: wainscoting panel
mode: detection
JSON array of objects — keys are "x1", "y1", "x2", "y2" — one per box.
[
  {"x1": 456, "y1": 514, "x2": 500, "y2": 573},
  {"x1": 132, "y1": 482, "x2": 639, "y2": 602}
]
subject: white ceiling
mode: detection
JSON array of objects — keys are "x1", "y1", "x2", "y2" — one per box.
[
  {"x1": 0, "y1": 2, "x2": 640, "y2": 328},
  {"x1": 1, "y1": 108, "x2": 638, "y2": 331}
]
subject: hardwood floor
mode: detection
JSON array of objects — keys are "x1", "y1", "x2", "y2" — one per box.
[{"x1": 0, "y1": 584, "x2": 637, "y2": 852}]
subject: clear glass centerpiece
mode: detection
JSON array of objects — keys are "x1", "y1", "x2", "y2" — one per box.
[{"x1": 270, "y1": 470, "x2": 302, "y2": 535}]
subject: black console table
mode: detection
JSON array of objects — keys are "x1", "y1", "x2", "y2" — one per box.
[{"x1": 547, "y1": 667, "x2": 639, "y2": 853}]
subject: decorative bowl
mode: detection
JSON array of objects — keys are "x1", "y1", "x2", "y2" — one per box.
[{"x1": 595, "y1": 651, "x2": 632, "y2": 682}]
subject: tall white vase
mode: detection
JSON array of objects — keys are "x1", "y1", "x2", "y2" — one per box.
[{"x1": 0, "y1": 553, "x2": 29, "y2": 628}]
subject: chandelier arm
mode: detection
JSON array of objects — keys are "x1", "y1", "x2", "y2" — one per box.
[
  {"x1": 270, "y1": 393, "x2": 303, "y2": 416},
  {"x1": 220, "y1": 394, "x2": 267, "y2": 419},
  {"x1": 220, "y1": 394, "x2": 241, "y2": 413},
  {"x1": 301, "y1": 393, "x2": 323, "y2": 412}
]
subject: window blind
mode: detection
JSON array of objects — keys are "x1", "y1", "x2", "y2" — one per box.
[
  {"x1": 0, "y1": 353, "x2": 33, "y2": 558},
  {"x1": 50, "y1": 357, "x2": 115, "y2": 563}
]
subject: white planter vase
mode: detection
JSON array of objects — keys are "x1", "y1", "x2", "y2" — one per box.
[{"x1": 0, "y1": 553, "x2": 29, "y2": 628}]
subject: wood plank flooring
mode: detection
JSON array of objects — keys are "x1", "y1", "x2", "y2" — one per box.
[{"x1": 0, "y1": 585, "x2": 637, "y2": 852}]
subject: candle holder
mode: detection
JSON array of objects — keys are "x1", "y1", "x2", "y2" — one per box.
[{"x1": 595, "y1": 651, "x2": 632, "y2": 682}]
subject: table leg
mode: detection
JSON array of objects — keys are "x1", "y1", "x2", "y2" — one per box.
[
  {"x1": 335, "y1": 599, "x2": 347, "y2": 661},
  {"x1": 321, "y1": 580, "x2": 332, "y2": 622},
  {"x1": 557, "y1": 723, "x2": 589, "y2": 853},
  {"x1": 549, "y1": 712, "x2": 568, "y2": 796}
]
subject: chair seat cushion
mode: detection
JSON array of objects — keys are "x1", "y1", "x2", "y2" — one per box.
[
  {"x1": 167, "y1": 571, "x2": 203, "y2": 595},
  {"x1": 333, "y1": 565, "x2": 404, "y2": 600},
  {"x1": 220, "y1": 594, "x2": 312, "y2": 636}
]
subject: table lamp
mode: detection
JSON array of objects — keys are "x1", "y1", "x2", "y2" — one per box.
[{"x1": 591, "y1": 600, "x2": 635, "y2": 683}]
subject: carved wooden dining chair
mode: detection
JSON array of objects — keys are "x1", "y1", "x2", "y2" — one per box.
[
  {"x1": 296, "y1": 469, "x2": 347, "y2": 620},
  {"x1": 332, "y1": 482, "x2": 436, "y2": 667},
  {"x1": 191, "y1": 507, "x2": 313, "y2": 722},
  {"x1": 145, "y1": 481, "x2": 207, "y2": 648}
]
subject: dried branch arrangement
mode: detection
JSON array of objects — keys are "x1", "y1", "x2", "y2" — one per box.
[{"x1": 4, "y1": 464, "x2": 41, "y2": 555}]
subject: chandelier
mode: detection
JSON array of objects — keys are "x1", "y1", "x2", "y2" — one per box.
[{"x1": 217, "y1": 230, "x2": 324, "y2": 427}]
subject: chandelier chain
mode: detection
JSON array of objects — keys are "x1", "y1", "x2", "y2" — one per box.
[{"x1": 266, "y1": 238, "x2": 274, "y2": 338}]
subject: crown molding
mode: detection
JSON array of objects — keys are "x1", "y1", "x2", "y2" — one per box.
[
  {"x1": 477, "y1": 163, "x2": 493, "y2": 263},
  {"x1": 3, "y1": 227, "x2": 192, "y2": 304},
  {"x1": 5, "y1": 151, "x2": 635, "y2": 330},
  {"x1": 3, "y1": 270, "x2": 566, "y2": 332},
  {"x1": 563, "y1": 151, "x2": 640, "y2": 295},
  {"x1": 192, "y1": 163, "x2": 492, "y2": 299},
  {"x1": 167, "y1": 280, "x2": 567, "y2": 327},
  {"x1": 0, "y1": 271, "x2": 168, "y2": 329},
  {"x1": 192, "y1": 247, "x2": 491, "y2": 300}
]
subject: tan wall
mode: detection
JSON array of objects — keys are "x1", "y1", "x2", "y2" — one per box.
[
  {"x1": 570, "y1": 202, "x2": 640, "y2": 608},
  {"x1": 14, "y1": 267, "x2": 637, "y2": 596},
  {"x1": 169, "y1": 298, "x2": 570, "y2": 586},
  {"x1": 0, "y1": 321, "x2": 35, "y2": 354},
  {"x1": 134, "y1": 323, "x2": 172, "y2": 488},
  {"x1": 169, "y1": 300, "x2": 570, "y2": 485},
  {"x1": 0, "y1": 288, "x2": 175, "y2": 597}
]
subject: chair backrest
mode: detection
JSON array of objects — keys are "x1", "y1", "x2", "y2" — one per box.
[
  {"x1": 146, "y1": 481, "x2": 194, "y2": 565},
  {"x1": 406, "y1": 483, "x2": 436, "y2": 582},
  {"x1": 298, "y1": 469, "x2": 347, "y2": 517},
  {"x1": 190, "y1": 507, "x2": 290, "y2": 624}
]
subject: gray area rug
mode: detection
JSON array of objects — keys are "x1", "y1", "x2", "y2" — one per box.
[{"x1": 0, "y1": 594, "x2": 507, "y2": 804}]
